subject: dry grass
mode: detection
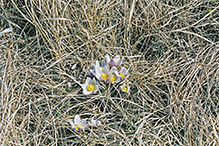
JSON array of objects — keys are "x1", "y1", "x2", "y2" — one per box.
[{"x1": 0, "y1": 0, "x2": 219, "y2": 145}]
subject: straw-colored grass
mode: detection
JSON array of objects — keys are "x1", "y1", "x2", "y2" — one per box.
[{"x1": 0, "y1": 0, "x2": 219, "y2": 145}]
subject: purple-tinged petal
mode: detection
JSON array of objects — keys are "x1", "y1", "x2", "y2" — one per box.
[
  {"x1": 78, "y1": 128, "x2": 83, "y2": 133},
  {"x1": 88, "y1": 72, "x2": 94, "y2": 78},
  {"x1": 116, "y1": 59, "x2": 123, "y2": 66},
  {"x1": 73, "y1": 127, "x2": 77, "y2": 132},
  {"x1": 109, "y1": 59, "x2": 116, "y2": 66},
  {"x1": 101, "y1": 60, "x2": 107, "y2": 67},
  {"x1": 85, "y1": 69, "x2": 95, "y2": 77},
  {"x1": 99, "y1": 78, "x2": 105, "y2": 81},
  {"x1": 84, "y1": 69, "x2": 89, "y2": 74}
]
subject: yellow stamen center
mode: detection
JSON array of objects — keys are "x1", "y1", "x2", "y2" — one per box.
[
  {"x1": 101, "y1": 73, "x2": 108, "y2": 80},
  {"x1": 101, "y1": 67, "x2": 104, "y2": 70},
  {"x1": 87, "y1": 84, "x2": 94, "y2": 91},
  {"x1": 120, "y1": 74, "x2": 125, "y2": 79},
  {"x1": 110, "y1": 74, "x2": 116, "y2": 82},
  {"x1": 75, "y1": 125, "x2": 82, "y2": 131},
  {"x1": 122, "y1": 86, "x2": 128, "y2": 92}
]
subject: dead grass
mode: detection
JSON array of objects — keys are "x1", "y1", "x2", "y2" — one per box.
[{"x1": 0, "y1": 0, "x2": 219, "y2": 145}]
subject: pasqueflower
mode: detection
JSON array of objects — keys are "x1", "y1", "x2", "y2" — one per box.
[
  {"x1": 94, "y1": 66, "x2": 110, "y2": 82},
  {"x1": 81, "y1": 77, "x2": 99, "y2": 95},
  {"x1": 69, "y1": 115, "x2": 87, "y2": 133},
  {"x1": 107, "y1": 66, "x2": 120, "y2": 84}
]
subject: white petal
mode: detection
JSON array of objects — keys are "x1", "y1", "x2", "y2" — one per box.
[
  {"x1": 82, "y1": 84, "x2": 90, "y2": 95},
  {"x1": 83, "y1": 89, "x2": 92, "y2": 95},
  {"x1": 114, "y1": 55, "x2": 120, "y2": 62},
  {"x1": 105, "y1": 54, "x2": 110, "y2": 63},
  {"x1": 81, "y1": 84, "x2": 87, "y2": 89},
  {"x1": 74, "y1": 115, "x2": 81, "y2": 125},
  {"x1": 120, "y1": 83, "x2": 126, "y2": 88},
  {"x1": 93, "y1": 85, "x2": 99, "y2": 93},
  {"x1": 95, "y1": 67, "x2": 102, "y2": 78},
  {"x1": 120, "y1": 67, "x2": 127, "y2": 75},
  {"x1": 127, "y1": 86, "x2": 130, "y2": 93},
  {"x1": 85, "y1": 77, "x2": 91, "y2": 85},
  {"x1": 81, "y1": 119, "x2": 87, "y2": 129},
  {"x1": 114, "y1": 71, "x2": 120, "y2": 77},
  {"x1": 110, "y1": 66, "x2": 118, "y2": 73},
  {"x1": 95, "y1": 60, "x2": 100, "y2": 68}
]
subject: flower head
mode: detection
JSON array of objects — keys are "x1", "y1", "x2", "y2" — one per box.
[
  {"x1": 94, "y1": 66, "x2": 110, "y2": 82},
  {"x1": 105, "y1": 54, "x2": 123, "y2": 66},
  {"x1": 81, "y1": 77, "x2": 99, "y2": 95},
  {"x1": 120, "y1": 82, "x2": 131, "y2": 93},
  {"x1": 107, "y1": 66, "x2": 120, "y2": 84},
  {"x1": 69, "y1": 115, "x2": 87, "y2": 133}
]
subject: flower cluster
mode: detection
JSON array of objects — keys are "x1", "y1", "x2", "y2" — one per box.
[
  {"x1": 69, "y1": 115, "x2": 101, "y2": 133},
  {"x1": 82, "y1": 55, "x2": 130, "y2": 95}
]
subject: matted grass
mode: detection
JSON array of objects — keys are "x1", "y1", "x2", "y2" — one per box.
[{"x1": 0, "y1": 0, "x2": 219, "y2": 145}]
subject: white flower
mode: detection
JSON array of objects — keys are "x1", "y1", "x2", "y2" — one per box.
[
  {"x1": 94, "y1": 66, "x2": 110, "y2": 82},
  {"x1": 105, "y1": 54, "x2": 123, "y2": 66},
  {"x1": 88, "y1": 118, "x2": 101, "y2": 127},
  {"x1": 119, "y1": 67, "x2": 129, "y2": 80},
  {"x1": 107, "y1": 66, "x2": 120, "y2": 84},
  {"x1": 120, "y1": 82, "x2": 130, "y2": 93},
  {"x1": 69, "y1": 115, "x2": 87, "y2": 133},
  {"x1": 81, "y1": 77, "x2": 99, "y2": 95}
]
